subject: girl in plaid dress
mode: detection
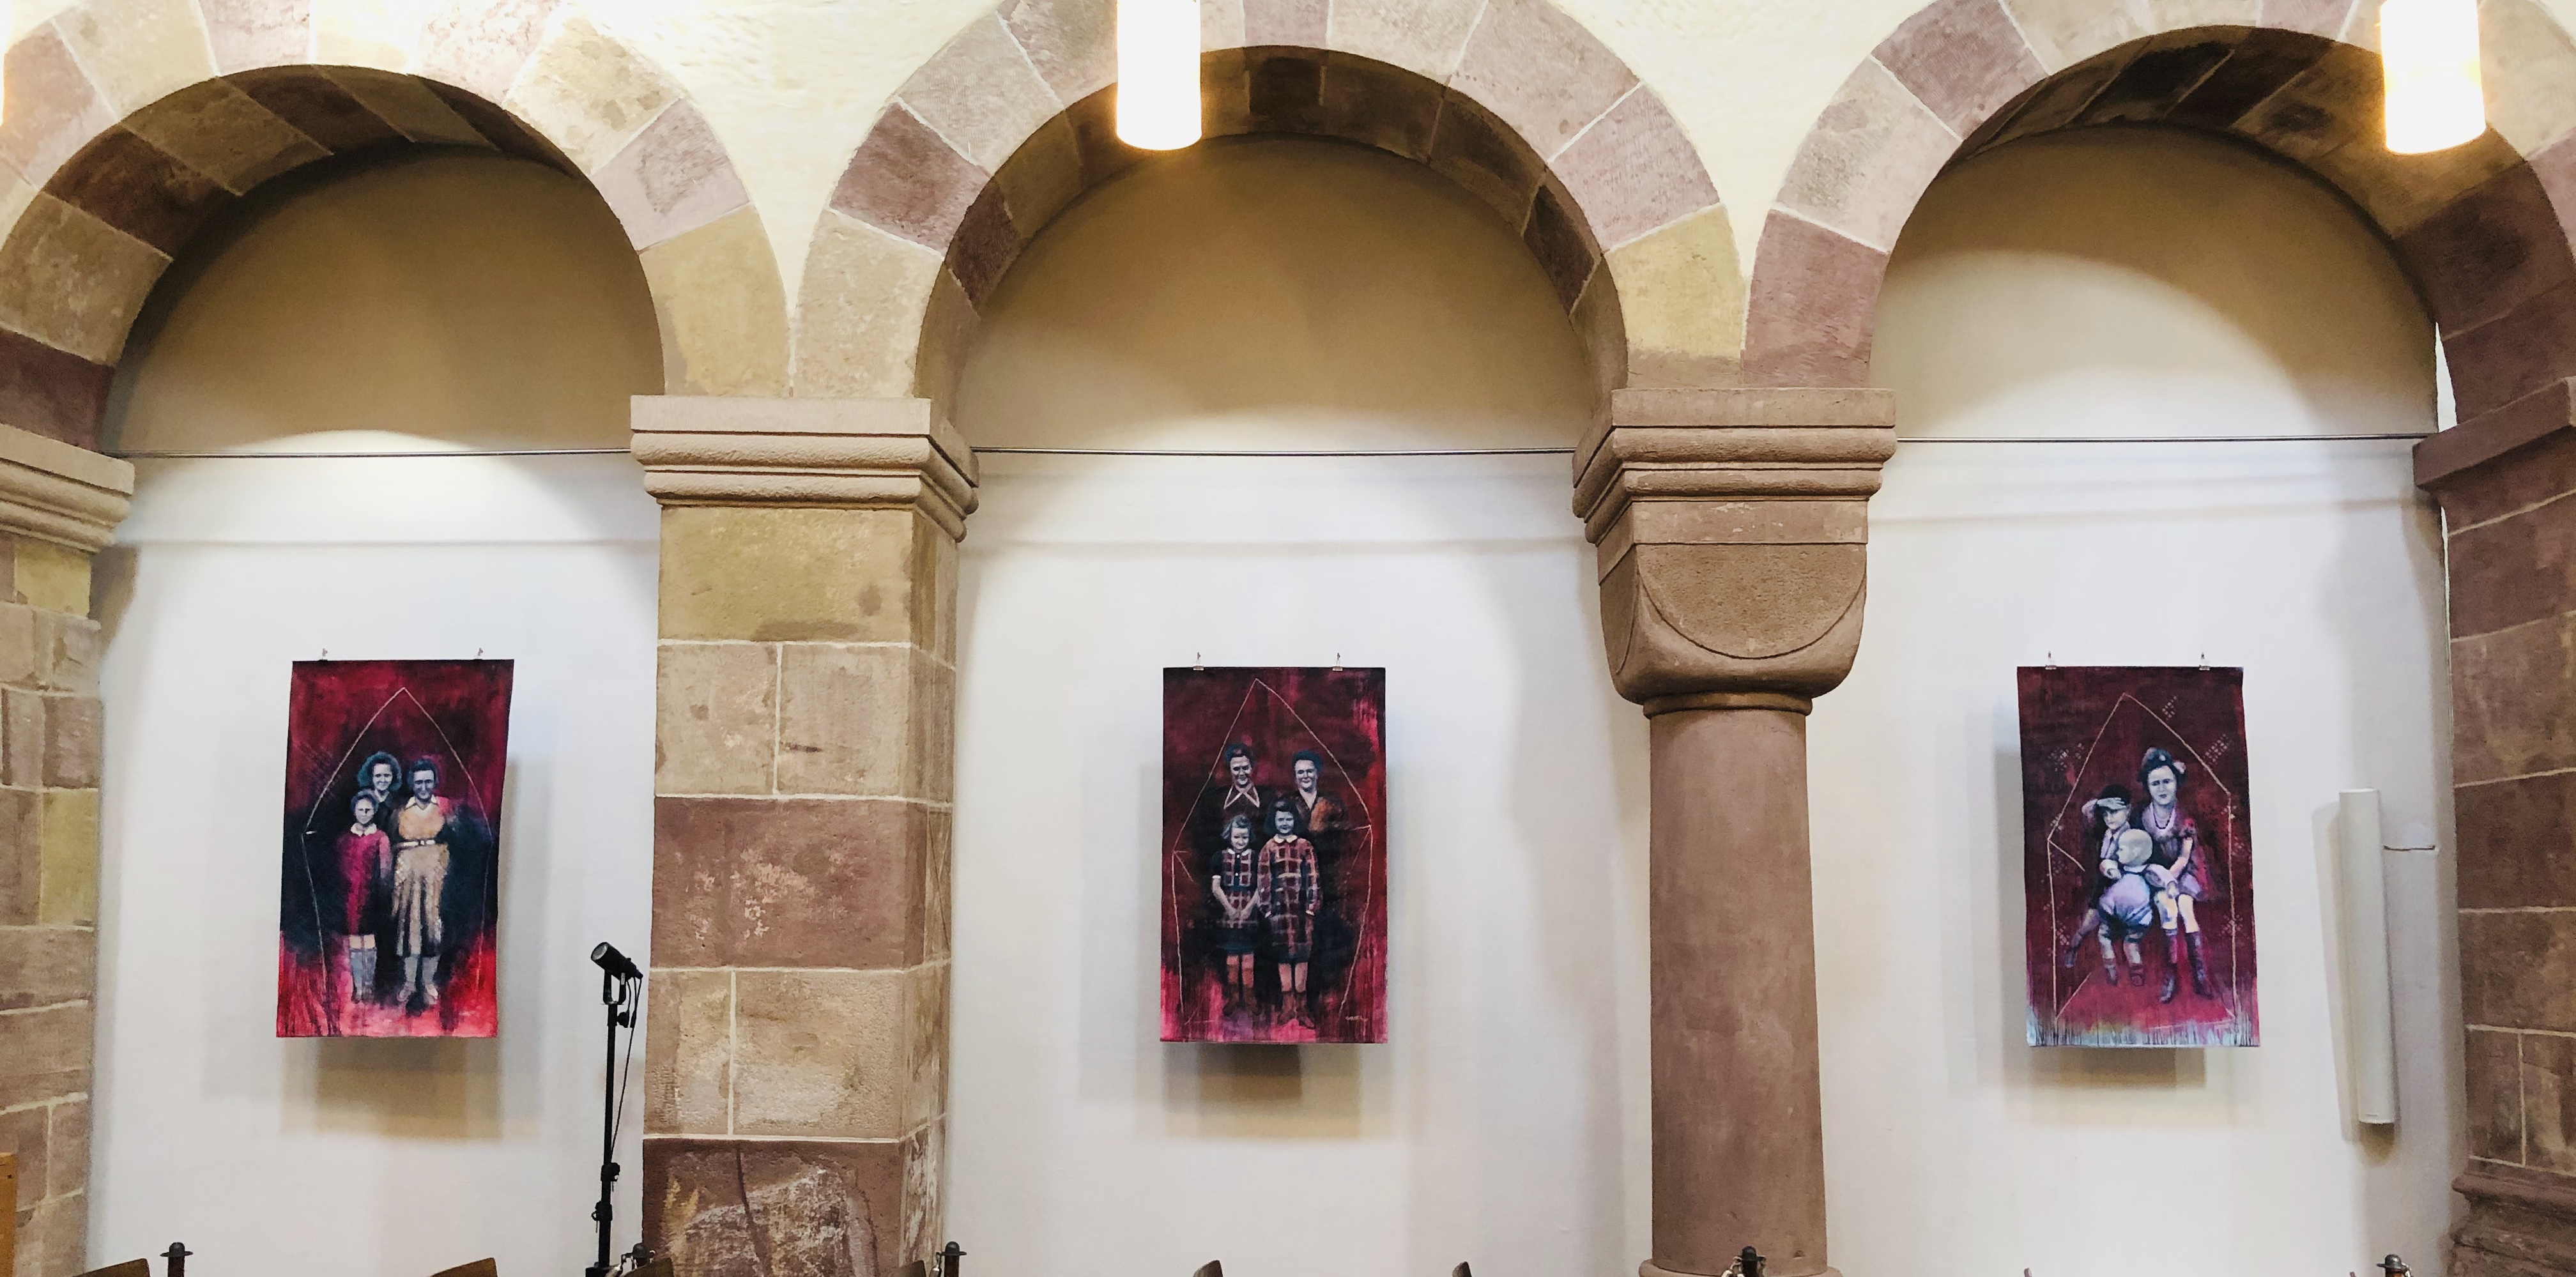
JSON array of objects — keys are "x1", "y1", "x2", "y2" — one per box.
[
  {"x1": 1210, "y1": 813, "x2": 1261, "y2": 1017},
  {"x1": 1257, "y1": 801, "x2": 1321, "y2": 1028}
]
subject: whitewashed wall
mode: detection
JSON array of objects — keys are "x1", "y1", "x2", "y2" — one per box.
[
  {"x1": 89, "y1": 152, "x2": 662, "y2": 1277},
  {"x1": 1820, "y1": 130, "x2": 2457, "y2": 1276}
]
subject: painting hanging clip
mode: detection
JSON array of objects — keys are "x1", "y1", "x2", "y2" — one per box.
[
  {"x1": 2044, "y1": 652, "x2": 2056, "y2": 670},
  {"x1": 1333, "y1": 653, "x2": 1342, "y2": 671},
  {"x1": 1193, "y1": 653, "x2": 1204, "y2": 671},
  {"x1": 2200, "y1": 652, "x2": 2211, "y2": 671}
]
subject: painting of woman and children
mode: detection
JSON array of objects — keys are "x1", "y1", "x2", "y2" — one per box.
[
  {"x1": 1162, "y1": 666, "x2": 1388, "y2": 1044},
  {"x1": 276, "y1": 659, "x2": 512, "y2": 1038},
  {"x1": 2020, "y1": 665, "x2": 2258, "y2": 1048}
]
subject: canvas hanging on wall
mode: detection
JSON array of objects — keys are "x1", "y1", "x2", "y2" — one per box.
[
  {"x1": 2020, "y1": 665, "x2": 2258, "y2": 1048},
  {"x1": 1162, "y1": 666, "x2": 1388, "y2": 1044},
  {"x1": 277, "y1": 659, "x2": 512, "y2": 1038}
]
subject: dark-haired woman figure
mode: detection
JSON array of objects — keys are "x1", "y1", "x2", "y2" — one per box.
[
  {"x1": 1210, "y1": 813, "x2": 1262, "y2": 1020},
  {"x1": 2138, "y1": 747, "x2": 2214, "y2": 1003}
]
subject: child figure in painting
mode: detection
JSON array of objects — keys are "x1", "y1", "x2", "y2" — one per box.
[
  {"x1": 2138, "y1": 747, "x2": 2215, "y2": 1003},
  {"x1": 339, "y1": 790, "x2": 391, "y2": 1005},
  {"x1": 1257, "y1": 800, "x2": 1321, "y2": 1028},
  {"x1": 2061, "y1": 785, "x2": 2133, "y2": 974},
  {"x1": 2096, "y1": 826, "x2": 2159, "y2": 986},
  {"x1": 390, "y1": 758, "x2": 456, "y2": 1011},
  {"x1": 1211, "y1": 814, "x2": 1261, "y2": 1018}
]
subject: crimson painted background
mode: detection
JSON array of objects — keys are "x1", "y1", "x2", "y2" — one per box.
[
  {"x1": 277, "y1": 659, "x2": 512, "y2": 1037},
  {"x1": 2020, "y1": 666, "x2": 2258, "y2": 1048},
  {"x1": 1162, "y1": 667, "x2": 1388, "y2": 1043}
]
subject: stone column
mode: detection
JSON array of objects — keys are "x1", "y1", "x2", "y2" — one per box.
[
  {"x1": 2416, "y1": 381, "x2": 2576, "y2": 1276},
  {"x1": 0, "y1": 425, "x2": 132, "y2": 1277},
  {"x1": 1577, "y1": 388, "x2": 1894, "y2": 1277},
  {"x1": 633, "y1": 399, "x2": 972, "y2": 1277}
]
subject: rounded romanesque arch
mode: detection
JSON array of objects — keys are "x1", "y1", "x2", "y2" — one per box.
[
  {"x1": 795, "y1": 0, "x2": 1745, "y2": 418},
  {"x1": 0, "y1": 0, "x2": 789, "y2": 449},
  {"x1": 1744, "y1": 0, "x2": 2576, "y2": 429}
]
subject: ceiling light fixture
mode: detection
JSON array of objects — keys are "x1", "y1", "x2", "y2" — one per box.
[
  {"x1": 1116, "y1": 0, "x2": 1202, "y2": 151},
  {"x1": 2382, "y1": 0, "x2": 2487, "y2": 154}
]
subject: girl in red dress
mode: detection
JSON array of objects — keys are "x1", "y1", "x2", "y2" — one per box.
[{"x1": 338, "y1": 791, "x2": 391, "y2": 1006}]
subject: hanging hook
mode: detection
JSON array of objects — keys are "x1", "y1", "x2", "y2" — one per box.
[
  {"x1": 2199, "y1": 652, "x2": 2211, "y2": 671},
  {"x1": 319, "y1": 648, "x2": 328, "y2": 662},
  {"x1": 476, "y1": 648, "x2": 484, "y2": 660},
  {"x1": 2044, "y1": 652, "x2": 2056, "y2": 671},
  {"x1": 1332, "y1": 653, "x2": 1342, "y2": 671},
  {"x1": 1193, "y1": 653, "x2": 1204, "y2": 672}
]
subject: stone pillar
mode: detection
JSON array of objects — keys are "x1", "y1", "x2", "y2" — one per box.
[
  {"x1": 0, "y1": 425, "x2": 131, "y2": 1277},
  {"x1": 2416, "y1": 381, "x2": 2576, "y2": 1276},
  {"x1": 633, "y1": 399, "x2": 972, "y2": 1277},
  {"x1": 1577, "y1": 388, "x2": 1894, "y2": 1277}
]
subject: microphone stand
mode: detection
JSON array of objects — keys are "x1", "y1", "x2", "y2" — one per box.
[{"x1": 588, "y1": 963, "x2": 640, "y2": 1277}]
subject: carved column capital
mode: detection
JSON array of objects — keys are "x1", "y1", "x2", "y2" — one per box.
[
  {"x1": 0, "y1": 424, "x2": 134, "y2": 553},
  {"x1": 1575, "y1": 388, "x2": 1896, "y2": 715},
  {"x1": 632, "y1": 396, "x2": 980, "y2": 539}
]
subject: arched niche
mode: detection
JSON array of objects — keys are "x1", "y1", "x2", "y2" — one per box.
[
  {"x1": 1745, "y1": 0, "x2": 2576, "y2": 440},
  {"x1": 795, "y1": 0, "x2": 1746, "y2": 421},
  {"x1": 0, "y1": 0, "x2": 789, "y2": 451}
]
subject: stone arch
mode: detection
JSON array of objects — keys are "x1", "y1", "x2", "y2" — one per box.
[
  {"x1": 1744, "y1": 0, "x2": 2576, "y2": 438},
  {"x1": 795, "y1": 0, "x2": 1744, "y2": 420},
  {"x1": 0, "y1": 0, "x2": 790, "y2": 448}
]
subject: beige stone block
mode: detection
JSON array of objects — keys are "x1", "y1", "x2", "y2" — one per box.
[
  {"x1": 2149, "y1": 0, "x2": 2261, "y2": 31},
  {"x1": 0, "y1": 788, "x2": 38, "y2": 926},
  {"x1": 793, "y1": 210, "x2": 942, "y2": 400},
  {"x1": 897, "y1": 14, "x2": 1060, "y2": 174},
  {"x1": 643, "y1": 967, "x2": 732, "y2": 1136},
  {"x1": 1326, "y1": 0, "x2": 1485, "y2": 82},
  {"x1": 123, "y1": 80, "x2": 330, "y2": 195},
  {"x1": 37, "y1": 613, "x2": 101, "y2": 694},
  {"x1": 640, "y1": 206, "x2": 792, "y2": 398},
  {"x1": 1777, "y1": 59, "x2": 1958, "y2": 252},
  {"x1": 10, "y1": 540, "x2": 88, "y2": 616},
  {"x1": 20, "y1": 1186, "x2": 86, "y2": 1275},
  {"x1": 312, "y1": 0, "x2": 424, "y2": 70},
  {"x1": 318, "y1": 66, "x2": 487, "y2": 148},
  {"x1": 776, "y1": 644, "x2": 911, "y2": 797},
  {"x1": 912, "y1": 268, "x2": 979, "y2": 419},
  {"x1": 995, "y1": 114, "x2": 1084, "y2": 238},
  {"x1": 657, "y1": 643, "x2": 776, "y2": 796},
  {"x1": 732, "y1": 968, "x2": 905, "y2": 1139},
  {"x1": 2481, "y1": 0, "x2": 2576, "y2": 154},
  {"x1": 38, "y1": 788, "x2": 96, "y2": 925},
  {"x1": 1570, "y1": 263, "x2": 1628, "y2": 404},
  {"x1": 1607, "y1": 206, "x2": 1743, "y2": 388},
  {"x1": 1000, "y1": 0, "x2": 1116, "y2": 104},
  {"x1": 912, "y1": 649, "x2": 954, "y2": 802},
  {"x1": 504, "y1": 14, "x2": 682, "y2": 174},
  {"x1": 201, "y1": 0, "x2": 314, "y2": 73},
  {"x1": 2000, "y1": 0, "x2": 2152, "y2": 71},
  {"x1": 0, "y1": 603, "x2": 38, "y2": 685},
  {"x1": 661, "y1": 507, "x2": 930, "y2": 643},
  {"x1": 2, "y1": 688, "x2": 41, "y2": 788},
  {"x1": 0, "y1": 195, "x2": 171, "y2": 365},
  {"x1": 53, "y1": 0, "x2": 220, "y2": 116},
  {"x1": 413, "y1": 0, "x2": 556, "y2": 103},
  {"x1": 903, "y1": 961, "x2": 949, "y2": 1132},
  {"x1": 922, "y1": 527, "x2": 958, "y2": 665},
  {"x1": 1202, "y1": 0, "x2": 1247, "y2": 52}
]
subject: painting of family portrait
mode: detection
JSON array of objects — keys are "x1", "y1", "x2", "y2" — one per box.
[
  {"x1": 2019, "y1": 665, "x2": 2258, "y2": 1048},
  {"x1": 1162, "y1": 666, "x2": 1388, "y2": 1044},
  {"x1": 276, "y1": 659, "x2": 512, "y2": 1038}
]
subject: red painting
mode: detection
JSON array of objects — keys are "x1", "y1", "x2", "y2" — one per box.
[
  {"x1": 1162, "y1": 667, "x2": 1387, "y2": 1044},
  {"x1": 2020, "y1": 666, "x2": 2257, "y2": 1048},
  {"x1": 277, "y1": 660, "x2": 512, "y2": 1038}
]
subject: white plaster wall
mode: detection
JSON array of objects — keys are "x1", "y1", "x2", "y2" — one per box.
[
  {"x1": 947, "y1": 138, "x2": 1655, "y2": 1277},
  {"x1": 1820, "y1": 130, "x2": 2456, "y2": 1274},
  {"x1": 87, "y1": 152, "x2": 663, "y2": 1277}
]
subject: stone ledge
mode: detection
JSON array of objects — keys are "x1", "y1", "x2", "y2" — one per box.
[
  {"x1": 632, "y1": 397, "x2": 979, "y2": 539},
  {"x1": 2455, "y1": 1162, "x2": 2576, "y2": 1274},
  {"x1": 0, "y1": 425, "x2": 131, "y2": 553},
  {"x1": 1573, "y1": 387, "x2": 1897, "y2": 544},
  {"x1": 2421, "y1": 380, "x2": 2576, "y2": 493}
]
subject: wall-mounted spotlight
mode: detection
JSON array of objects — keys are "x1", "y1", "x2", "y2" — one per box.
[
  {"x1": 1116, "y1": 0, "x2": 1202, "y2": 150},
  {"x1": 2382, "y1": 0, "x2": 2487, "y2": 154}
]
